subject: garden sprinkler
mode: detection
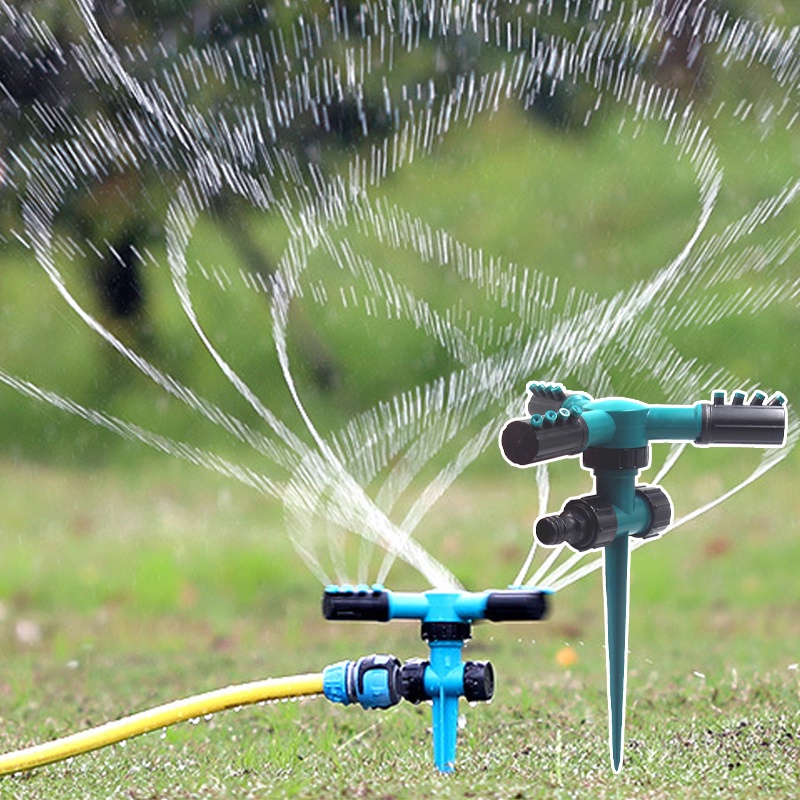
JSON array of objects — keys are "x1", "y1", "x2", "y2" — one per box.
[
  {"x1": 322, "y1": 584, "x2": 549, "y2": 772},
  {"x1": 500, "y1": 382, "x2": 787, "y2": 772},
  {"x1": 0, "y1": 388, "x2": 782, "y2": 780},
  {"x1": 0, "y1": 584, "x2": 547, "y2": 776}
]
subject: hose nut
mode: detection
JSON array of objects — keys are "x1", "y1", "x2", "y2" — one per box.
[
  {"x1": 463, "y1": 661, "x2": 494, "y2": 703},
  {"x1": 399, "y1": 658, "x2": 429, "y2": 705}
]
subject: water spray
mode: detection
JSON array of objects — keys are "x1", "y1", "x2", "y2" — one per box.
[
  {"x1": 0, "y1": 384, "x2": 785, "y2": 778},
  {"x1": 500, "y1": 382, "x2": 787, "y2": 772},
  {"x1": 322, "y1": 584, "x2": 549, "y2": 772}
]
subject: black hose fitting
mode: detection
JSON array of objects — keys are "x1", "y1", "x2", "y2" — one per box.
[
  {"x1": 398, "y1": 658, "x2": 428, "y2": 705},
  {"x1": 632, "y1": 486, "x2": 672, "y2": 540},
  {"x1": 397, "y1": 658, "x2": 495, "y2": 705},
  {"x1": 463, "y1": 661, "x2": 494, "y2": 703}
]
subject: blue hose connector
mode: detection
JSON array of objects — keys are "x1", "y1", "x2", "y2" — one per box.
[
  {"x1": 323, "y1": 655, "x2": 402, "y2": 710},
  {"x1": 322, "y1": 661, "x2": 351, "y2": 706}
]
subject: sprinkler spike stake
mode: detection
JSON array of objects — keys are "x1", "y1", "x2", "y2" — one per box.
[
  {"x1": 322, "y1": 585, "x2": 549, "y2": 772},
  {"x1": 604, "y1": 535, "x2": 628, "y2": 772},
  {"x1": 501, "y1": 382, "x2": 787, "y2": 772}
]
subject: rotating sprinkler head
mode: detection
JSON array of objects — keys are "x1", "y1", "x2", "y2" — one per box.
[
  {"x1": 501, "y1": 382, "x2": 787, "y2": 772},
  {"x1": 321, "y1": 584, "x2": 550, "y2": 772}
]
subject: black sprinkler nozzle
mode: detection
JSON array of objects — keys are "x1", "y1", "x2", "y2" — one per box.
[
  {"x1": 323, "y1": 585, "x2": 390, "y2": 622},
  {"x1": 484, "y1": 590, "x2": 549, "y2": 621},
  {"x1": 500, "y1": 416, "x2": 587, "y2": 466},
  {"x1": 697, "y1": 391, "x2": 786, "y2": 446}
]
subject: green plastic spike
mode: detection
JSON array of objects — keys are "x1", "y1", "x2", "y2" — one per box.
[{"x1": 603, "y1": 536, "x2": 630, "y2": 772}]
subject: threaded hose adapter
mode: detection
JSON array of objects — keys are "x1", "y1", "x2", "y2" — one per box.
[{"x1": 536, "y1": 495, "x2": 617, "y2": 551}]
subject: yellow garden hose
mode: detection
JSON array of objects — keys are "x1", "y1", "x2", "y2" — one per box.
[{"x1": 0, "y1": 672, "x2": 324, "y2": 776}]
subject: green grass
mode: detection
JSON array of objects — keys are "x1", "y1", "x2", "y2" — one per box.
[{"x1": 0, "y1": 451, "x2": 798, "y2": 798}]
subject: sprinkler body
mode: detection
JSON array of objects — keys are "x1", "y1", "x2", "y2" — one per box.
[
  {"x1": 322, "y1": 584, "x2": 549, "y2": 772},
  {"x1": 501, "y1": 382, "x2": 787, "y2": 772}
]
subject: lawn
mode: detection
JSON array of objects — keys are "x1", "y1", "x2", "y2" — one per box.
[{"x1": 0, "y1": 445, "x2": 797, "y2": 798}]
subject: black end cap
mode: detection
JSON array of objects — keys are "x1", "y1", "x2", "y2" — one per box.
[
  {"x1": 463, "y1": 661, "x2": 495, "y2": 703},
  {"x1": 485, "y1": 590, "x2": 549, "y2": 621},
  {"x1": 500, "y1": 419, "x2": 540, "y2": 465},
  {"x1": 697, "y1": 400, "x2": 786, "y2": 446}
]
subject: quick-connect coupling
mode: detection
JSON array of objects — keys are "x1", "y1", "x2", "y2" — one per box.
[
  {"x1": 323, "y1": 654, "x2": 402, "y2": 709},
  {"x1": 535, "y1": 486, "x2": 672, "y2": 551},
  {"x1": 536, "y1": 495, "x2": 617, "y2": 551}
]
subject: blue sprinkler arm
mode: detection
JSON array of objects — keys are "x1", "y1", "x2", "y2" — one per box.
[
  {"x1": 500, "y1": 382, "x2": 787, "y2": 773},
  {"x1": 322, "y1": 585, "x2": 549, "y2": 773}
]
